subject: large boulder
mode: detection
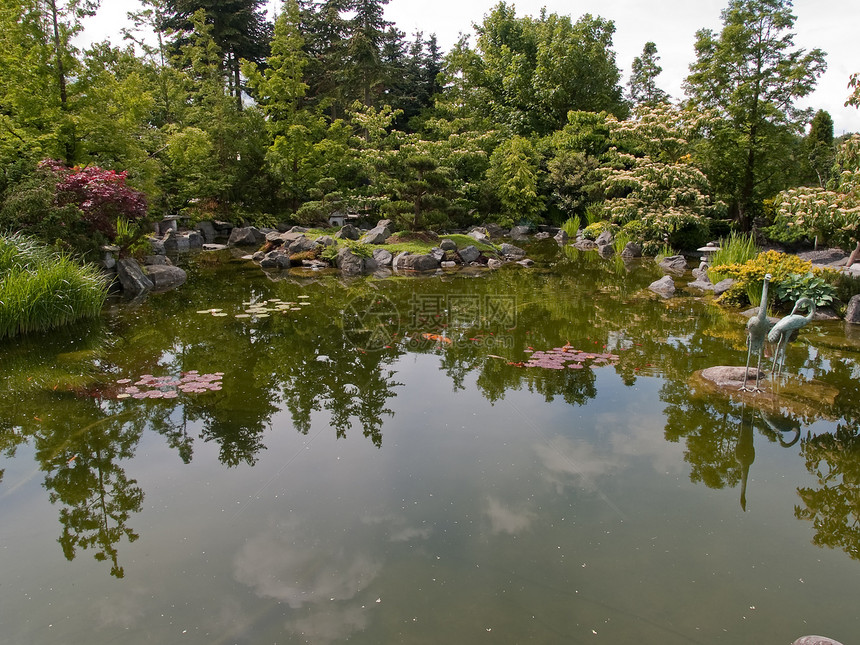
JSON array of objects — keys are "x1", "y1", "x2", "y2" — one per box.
[
  {"x1": 574, "y1": 239, "x2": 597, "y2": 251},
  {"x1": 393, "y1": 253, "x2": 440, "y2": 272},
  {"x1": 500, "y1": 243, "x2": 525, "y2": 259},
  {"x1": 372, "y1": 247, "x2": 393, "y2": 267},
  {"x1": 554, "y1": 229, "x2": 569, "y2": 244},
  {"x1": 468, "y1": 227, "x2": 490, "y2": 243},
  {"x1": 458, "y1": 245, "x2": 481, "y2": 264},
  {"x1": 197, "y1": 220, "x2": 217, "y2": 243},
  {"x1": 336, "y1": 247, "x2": 367, "y2": 275},
  {"x1": 117, "y1": 258, "x2": 154, "y2": 296},
  {"x1": 649, "y1": 275, "x2": 675, "y2": 298},
  {"x1": 228, "y1": 226, "x2": 266, "y2": 247},
  {"x1": 316, "y1": 235, "x2": 335, "y2": 247},
  {"x1": 700, "y1": 366, "x2": 766, "y2": 389},
  {"x1": 260, "y1": 250, "x2": 291, "y2": 269},
  {"x1": 659, "y1": 255, "x2": 688, "y2": 275},
  {"x1": 621, "y1": 242, "x2": 642, "y2": 258},
  {"x1": 484, "y1": 223, "x2": 507, "y2": 238},
  {"x1": 376, "y1": 218, "x2": 393, "y2": 230},
  {"x1": 162, "y1": 229, "x2": 189, "y2": 252},
  {"x1": 846, "y1": 294, "x2": 860, "y2": 324},
  {"x1": 334, "y1": 224, "x2": 361, "y2": 241},
  {"x1": 144, "y1": 264, "x2": 187, "y2": 291},
  {"x1": 597, "y1": 244, "x2": 614, "y2": 258},
  {"x1": 360, "y1": 225, "x2": 392, "y2": 245},
  {"x1": 288, "y1": 235, "x2": 319, "y2": 254},
  {"x1": 595, "y1": 230, "x2": 614, "y2": 246},
  {"x1": 439, "y1": 238, "x2": 458, "y2": 252},
  {"x1": 713, "y1": 278, "x2": 735, "y2": 296},
  {"x1": 509, "y1": 225, "x2": 530, "y2": 240}
]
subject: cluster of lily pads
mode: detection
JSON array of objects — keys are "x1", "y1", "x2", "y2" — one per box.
[
  {"x1": 114, "y1": 371, "x2": 224, "y2": 400},
  {"x1": 197, "y1": 296, "x2": 311, "y2": 319},
  {"x1": 520, "y1": 346, "x2": 621, "y2": 370}
]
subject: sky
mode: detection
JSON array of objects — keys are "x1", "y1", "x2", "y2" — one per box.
[{"x1": 82, "y1": 0, "x2": 860, "y2": 134}]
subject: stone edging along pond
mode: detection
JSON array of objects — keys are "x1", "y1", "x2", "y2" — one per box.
[{"x1": 100, "y1": 218, "x2": 860, "y2": 324}]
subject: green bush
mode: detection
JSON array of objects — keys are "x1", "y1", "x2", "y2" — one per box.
[
  {"x1": 774, "y1": 272, "x2": 836, "y2": 308},
  {"x1": 0, "y1": 233, "x2": 107, "y2": 339},
  {"x1": 583, "y1": 221, "x2": 614, "y2": 240}
]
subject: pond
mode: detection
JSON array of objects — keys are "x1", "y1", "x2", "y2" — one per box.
[{"x1": 2, "y1": 242, "x2": 859, "y2": 644}]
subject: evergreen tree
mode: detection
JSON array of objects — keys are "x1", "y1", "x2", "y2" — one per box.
[
  {"x1": 628, "y1": 41, "x2": 669, "y2": 107},
  {"x1": 805, "y1": 109, "x2": 834, "y2": 187}
]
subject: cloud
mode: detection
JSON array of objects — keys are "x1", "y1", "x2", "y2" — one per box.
[{"x1": 485, "y1": 497, "x2": 535, "y2": 534}]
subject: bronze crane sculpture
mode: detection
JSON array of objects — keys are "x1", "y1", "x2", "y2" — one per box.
[
  {"x1": 767, "y1": 297, "x2": 816, "y2": 379},
  {"x1": 740, "y1": 273, "x2": 773, "y2": 392}
]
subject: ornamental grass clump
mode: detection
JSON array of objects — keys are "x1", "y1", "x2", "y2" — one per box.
[
  {"x1": 0, "y1": 233, "x2": 107, "y2": 340},
  {"x1": 711, "y1": 250, "x2": 827, "y2": 308},
  {"x1": 707, "y1": 232, "x2": 760, "y2": 283}
]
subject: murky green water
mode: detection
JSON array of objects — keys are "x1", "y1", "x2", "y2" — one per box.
[{"x1": 2, "y1": 242, "x2": 859, "y2": 644}]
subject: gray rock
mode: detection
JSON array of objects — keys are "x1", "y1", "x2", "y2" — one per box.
[
  {"x1": 500, "y1": 243, "x2": 525, "y2": 259},
  {"x1": 334, "y1": 224, "x2": 360, "y2": 241},
  {"x1": 212, "y1": 220, "x2": 234, "y2": 233},
  {"x1": 393, "y1": 253, "x2": 441, "y2": 272},
  {"x1": 621, "y1": 242, "x2": 642, "y2": 258},
  {"x1": 517, "y1": 258, "x2": 535, "y2": 267},
  {"x1": 116, "y1": 258, "x2": 153, "y2": 296},
  {"x1": 597, "y1": 244, "x2": 614, "y2": 258},
  {"x1": 148, "y1": 236, "x2": 165, "y2": 255},
  {"x1": 441, "y1": 261, "x2": 458, "y2": 269},
  {"x1": 289, "y1": 226, "x2": 309, "y2": 233},
  {"x1": 554, "y1": 229, "x2": 569, "y2": 244},
  {"x1": 376, "y1": 219, "x2": 393, "y2": 230},
  {"x1": 252, "y1": 251, "x2": 266, "y2": 262},
  {"x1": 659, "y1": 255, "x2": 688, "y2": 274},
  {"x1": 458, "y1": 245, "x2": 481, "y2": 264},
  {"x1": 187, "y1": 231, "x2": 203, "y2": 248},
  {"x1": 484, "y1": 223, "x2": 507, "y2": 238},
  {"x1": 265, "y1": 230, "x2": 286, "y2": 245},
  {"x1": 197, "y1": 220, "x2": 217, "y2": 243},
  {"x1": 845, "y1": 294, "x2": 860, "y2": 324},
  {"x1": 260, "y1": 251, "x2": 290, "y2": 269},
  {"x1": 691, "y1": 266, "x2": 710, "y2": 282},
  {"x1": 316, "y1": 235, "x2": 335, "y2": 247},
  {"x1": 228, "y1": 226, "x2": 266, "y2": 247},
  {"x1": 713, "y1": 278, "x2": 735, "y2": 295},
  {"x1": 700, "y1": 366, "x2": 766, "y2": 389},
  {"x1": 336, "y1": 247, "x2": 366, "y2": 275},
  {"x1": 791, "y1": 636, "x2": 845, "y2": 645},
  {"x1": 487, "y1": 258, "x2": 503, "y2": 269},
  {"x1": 468, "y1": 227, "x2": 490, "y2": 242},
  {"x1": 162, "y1": 229, "x2": 189, "y2": 252},
  {"x1": 534, "y1": 231, "x2": 551, "y2": 240},
  {"x1": 649, "y1": 275, "x2": 676, "y2": 298},
  {"x1": 372, "y1": 247, "x2": 393, "y2": 267},
  {"x1": 360, "y1": 225, "x2": 391, "y2": 245},
  {"x1": 144, "y1": 264, "x2": 187, "y2": 291},
  {"x1": 202, "y1": 243, "x2": 228, "y2": 251},
  {"x1": 687, "y1": 279, "x2": 714, "y2": 292},
  {"x1": 440, "y1": 239, "x2": 458, "y2": 252},
  {"x1": 595, "y1": 230, "x2": 614, "y2": 246},
  {"x1": 797, "y1": 249, "x2": 848, "y2": 265},
  {"x1": 288, "y1": 235, "x2": 319, "y2": 254},
  {"x1": 429, "y1": 247, "x2": 446, "y2": 262},
  {"x1": 509, "y1": 225, "x2": 530, "y2": 240},
  {"x1": 144, "y1": 255, "x2": 172, "y2": 266},
  {"x1": 574, "y1": 239, "x2": 597, "y2": 251}
]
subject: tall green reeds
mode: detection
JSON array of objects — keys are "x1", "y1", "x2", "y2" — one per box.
[
  {"x1": 0, "y1": 233, "x2": 107, "y2": 340},
  {"x1": 708, "y1": 232, "x2": 760, "y2": 283},
  {"x1": 561, "y1": 215, "x2": 581, "y2": 239}
]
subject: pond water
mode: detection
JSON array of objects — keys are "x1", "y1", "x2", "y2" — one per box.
[{"x1": 2, "y1": 242, "x2": 859, "y2": 644}]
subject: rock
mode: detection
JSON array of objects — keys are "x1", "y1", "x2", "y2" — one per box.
[
  {"x1": 441, "y1": 261, "x2": 458, "y2": 269},
  {"x1": 487, "y1": 258, "x2": 503, "y2": 269},
  {"x1": 202, "y1": 243, "x2": 227, "y2": 251},
  {"x1": 621, "y1": 242, "x2": 642, "y2": 258},
  {"x1": 500, "y1": 243, "x2": 525, "y2": 259},
  {"x1": 713, "y1": 278, "x2": 735, "y2": 295},
  {"x1": 144, "y1": 264, "x2": 187, "y2": 291},
  {"x1": 700, "y1": 366, "x2": 766, "y2": 389},
  {"x1": 458, "y1": 245, "x2": 481, "y2": 264},
  {"x1": 597, "y1": 244, "x2": 614, "y2": 258},
  {"x1": 429, "y1": 247, "x2": 446, "y2": 261},
  {"x1": 212, "y1": 220, "x2": 234, "y2": 234},
  {"x1": 791, "y1": 636, "x2": 845, "y2": 645},
  {"x1": 812, "y1": 307, "x2": 841, "y2": 321},
  {"x1": 468, "y1": 227, "x2": 489, "y2": 242},
  {"x1": 554, "y1": 229, "x2": 569, "y2": 244},
  {"x1": 797, "y1": 249, "x2": 848, "y2": 265},
  {"x1": 197, "y1": 220, "x2": 217, "y2": 243},
  {"x1": 316, "y1": 235, "x2": 335, "y2": 247},
  {"x1": 393, "y1": 253, "x2": 441, "y2": 272},
  {"x1": 649, "y1": 275, "x2": 676, "y2": 298},
  {"x1": 288, "y1": 226, "x2": 309, "y2": 233},
  {"x1": 509, "y1": 225, "x2": 530, "y2": 240},
  {"x1": 252, "y1": 250, "x2": 266, "y2": 262},
  {"x1": 162, "y1": 229, "x2": 189, "y2": 252},
  {"x1": 534, "y1": 231, "x2": 551, "y2": 240},
  {"x1": 336, "y1": 247, "x2": 367, "y2": 275},
  {"x1": 375, "y1": 219, "x2": 393, "y2": 230},
  {"x1": 372, "y1": 247, "x2": 393, "y2": 267},
  {"x1": 659, "y1": 255, "x2": 688, "y2": 274},
  {"x1": 483, "y1": 223, "x2": 507, "y2": 238},
  {"x1": 360, "y1": 224, "x2": 391, "y2": 245},
  {"x1": 116, "y1": 258, "x2": 153, "y2": 296},
  {"x1": 691, "y1": 266, "x2": 710, "y2": 282},
  {"x1": 517, "y1": 258, "x2": 535, "y2": 267},
  {"x1": 228, "y1": 226, "x2": 266, "y2": 247},
  {"x1": 143, "y1": 255, "x2": 172, "y2": 266},
  {"x1": 440, "y1": 239, "x2": 458, "y2": 252},
  {"x1": 845, "y1": 294, "x2": 860, "y2": 324},
  {"x1": 595, "y1": 230, "x2": 614, "y2": 246},
  {"x1": 260, "y1": 250, "x2": 290, "y2": 269},
  {"x1": 687, "y1": 279, "x2": 714, "y2": 292},
  {"x1": 288, "y1": 235, "x2": 319, "y2": 254},
  {"x1": 573, "y1": 239, "x2": 597, "y2": 251},
  {"x1": 148, "y1": 236, "x2": 165, "y2": 255},
  {"x1": 265, "y1": 230, "x2": 286, "y2": 245},
  {"x1": 334, "y1": 224, "x2": 360, "y2": 241}
]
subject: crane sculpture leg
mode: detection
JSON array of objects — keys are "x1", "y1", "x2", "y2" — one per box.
[
  {"x1": 768, "y1": 297, "x2": 816, "y2": 381},
  {"x1": 740, "y1": 274, "x2": 772, "y2": 393}
]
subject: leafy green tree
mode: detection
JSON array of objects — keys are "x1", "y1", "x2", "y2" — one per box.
[
  {"x1": 382, "y1": 148, "x2": 453, "y2": 231},
  {"x1": 684, "y1": 0, "x2": 826, "y2": 230},
  {"x1": 298, "y1": 0, "x2": 350, "y2": 119},
  {"x1": 805, "y1": 109, "x2": 835, "y2": 188},
  {"x1": 345, "y1": 0, "x2": 391, "y2": 107},
  {"x1": 486, "y1": 135, "x2": 544, "y2": 226},
  {"x1": 447, "y1": 3, "x2": 626, "y2": 136},
  {"x1": 628, "y1": 41, "x2": 669, "y2": 107}
]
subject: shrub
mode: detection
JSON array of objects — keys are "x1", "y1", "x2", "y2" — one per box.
[
  {"x1": 713, "y1": 250, "x2": 826, "y2": 308},
  {"x1": 0, "y1": 233, "x2": 107, "y2": 339},
  {"x1": 708, "y1": 232, "x2": 760, "y2": 282},
  {"x1": 583, "y1": 221, "x2": 614, "y2": 240},
  {"x1": 774, "y1": 272, "x2": 836, "y2": 308}
]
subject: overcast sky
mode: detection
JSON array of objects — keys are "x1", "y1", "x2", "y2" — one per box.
[{"x1": 82, "y1": 0, "x2": 860, "y2": 133}]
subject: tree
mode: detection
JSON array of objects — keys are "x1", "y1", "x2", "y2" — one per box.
[
  {"x1": 805, "y1": 109, "x2": 834, "y2": 188},
  {"x1": 345, "y1": 0, "x2": 391, "y2": 107},
  {"x1": 684, "y1": 0, "x2": 826, "y2": 230},
  {"x1": 628, "y1": 41, "x2": 668, "y2": 107},
  {"x1": 486, "y1": 135, "x2": 544, "y2": 226}
]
